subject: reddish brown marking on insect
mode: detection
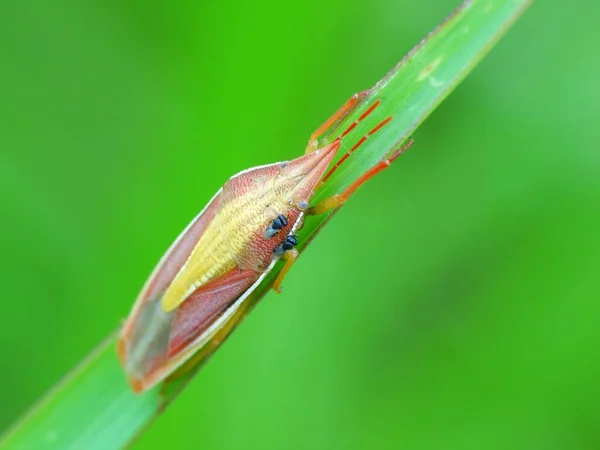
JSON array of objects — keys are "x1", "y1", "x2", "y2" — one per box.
[
  {"x1": 359, "y1": 100, "x2": 381, "y2": 121},
  {"x1": 168, "y1": 267, "x2": 259, "y2": 357},
  {"x1": 368, "y1": 116, "x2": 392, "y2": 136}
]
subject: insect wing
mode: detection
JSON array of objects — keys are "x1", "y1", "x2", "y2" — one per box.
[
  {"x1": 168, "y1": 267, "x2": 260, "y2": 357},
  {"x1": 119, "y1": 157, "x2": 304, "y2": 392},
  {"x1": 119, "y1": 189, "x2": 227, "y2": 392}
]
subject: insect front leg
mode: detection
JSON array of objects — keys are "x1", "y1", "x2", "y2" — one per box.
[
  {"x1": 272, "y1": 248, "x2": 299, "y2": 293},
  {"x1": 272, "y1": 235, "x2": 300, "y2": 293},
  {"x1": 308, "y1": 139, "x2": 415, "y2": 216},
  {"x1": 305, "y1": 90, "x2": 369, "y2": 154}
]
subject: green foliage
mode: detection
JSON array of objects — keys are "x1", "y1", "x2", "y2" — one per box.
[{"x1": 7, "y1": 0, "x2": 599, "y2": 449}]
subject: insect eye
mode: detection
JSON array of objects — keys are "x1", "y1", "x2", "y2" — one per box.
[
  {"x1": 297, "y1": 200, "x2": 309, "y2": 211},
  {"x1": 275, "y1": 234, "x2": 299, "y2": 255},
  {"x1": 264, "y1": 214, "x2": 288, "y2": 239},
  {"x1": 272, "y1": 214, "x2": 288, "y2": 230},
  {"x1": 281, "y1": 235, "x2": 299, "y2": 251},
  {"x1": 279, "y1": 214, "x2": 288, "y2": 225}
]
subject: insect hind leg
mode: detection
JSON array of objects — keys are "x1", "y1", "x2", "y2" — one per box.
[{"x1": 308, "y1": 138, "x2": 414, "y2": 216}]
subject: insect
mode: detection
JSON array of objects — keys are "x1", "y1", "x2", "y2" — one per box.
[{"x1": 118, "y1": 91, "x2": 413, "y2": 393}]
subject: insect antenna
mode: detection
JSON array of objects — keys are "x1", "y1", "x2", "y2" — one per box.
[{"x1": 322, "y1": 100, "x2": 393, "y2": 183}]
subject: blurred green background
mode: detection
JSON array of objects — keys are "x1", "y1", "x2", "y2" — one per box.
[{"x1": 2, "y1": 0, "x2": 600, "y2": 449}]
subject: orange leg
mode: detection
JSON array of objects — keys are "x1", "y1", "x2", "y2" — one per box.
[
  {"x1": 272, "y1": 248, "x2": 299, "y2": 293},
  {"x1": 305, "y1": 90, "x2": 369, "y2": 153},
  {"x1": 270, "y1": 139, "x2": 413, "y2": 294},
  {"x1": 308, "y1": 139, "x2": 414, "y2": 216}
]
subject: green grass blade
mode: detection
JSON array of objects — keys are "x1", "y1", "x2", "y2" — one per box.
[
  {"x1": 0, "y1": 335, "x2": 160, "y2": 450},
  {"x1": 0, "y1": 0, "x2": 531, "y2": 448}
]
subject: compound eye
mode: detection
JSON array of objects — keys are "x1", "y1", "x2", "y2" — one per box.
[
  {"x1": 281, "y1": 235, "x2": 298, "y2": 251},
  {"x1": 297, "y1": 200, "x2": 309, "y2": 211},
  {"x1": 264, "y1": 214, "x2": 288, "y2": 239},
  {"x1": 274, "y1": 233, "x2": 299, "y2": 256},
  {"x1": 272, "y1": 214, "x2": 288, "y2": 230}
]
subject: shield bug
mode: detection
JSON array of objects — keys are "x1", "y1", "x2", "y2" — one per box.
[{"x1": 118, "y1": 92, "x2": 413, "y2": 393}]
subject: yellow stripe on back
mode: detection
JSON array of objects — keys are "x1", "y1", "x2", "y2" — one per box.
[{"x1": 160, "y1": 186, "x2": 278, "y2": 312}]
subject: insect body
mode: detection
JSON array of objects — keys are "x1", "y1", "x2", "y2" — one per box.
[{"x1": 118, "y1": 93, "x2": 412, "y2": 393}]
